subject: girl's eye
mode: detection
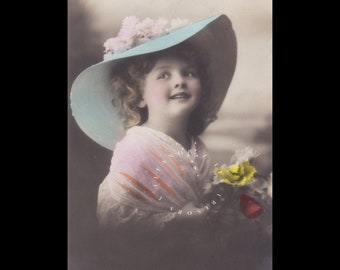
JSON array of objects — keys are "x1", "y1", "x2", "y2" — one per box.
[
  {"x1": 157, "y1": 72, "x2": 170, "y2": 79},
  {"x1": 184, "y1": 70, "x2": 198, "y2": 77}
]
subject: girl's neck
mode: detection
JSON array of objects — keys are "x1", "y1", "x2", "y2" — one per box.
[{"x1": 143, "y1": 117, "x2": 191, "y2": 150}]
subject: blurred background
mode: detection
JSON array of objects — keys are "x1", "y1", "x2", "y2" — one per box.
[{"x1": 68, "y1": 0, "x2": 272, "y2": 269}]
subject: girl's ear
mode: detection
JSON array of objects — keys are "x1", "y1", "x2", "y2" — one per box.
[{"x1": 137, "y1": 99, "x2": 146, "y2": 108}]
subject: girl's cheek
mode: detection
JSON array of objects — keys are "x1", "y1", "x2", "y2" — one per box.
[{"x1": 194, "y1": 83, "x2": 202, "y2": 94}]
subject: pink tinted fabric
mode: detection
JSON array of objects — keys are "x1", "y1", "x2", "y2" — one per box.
[{"x1": 97, "y1": 126, "x2": 213, "y2": 230}]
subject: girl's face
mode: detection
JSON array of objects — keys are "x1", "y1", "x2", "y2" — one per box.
[{"x1": 141, "y1": 56, "x2": 202, "y2": 121}]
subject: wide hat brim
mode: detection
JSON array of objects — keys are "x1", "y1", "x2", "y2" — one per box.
[{"x1": 70, "y1": 14, "x2": 237, "y2": 150}]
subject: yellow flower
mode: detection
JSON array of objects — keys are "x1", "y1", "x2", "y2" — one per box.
[{"x1": 215, "y1": 161, "x2": 257, "y2": 186}]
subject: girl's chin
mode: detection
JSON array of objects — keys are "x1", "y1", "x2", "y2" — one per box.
[
  {"x1": 171, "y1": 100, "x2": 199, "y2": 110},
  {"x1": 170, "y1": 108, "x2": 198, "y2": 119}
]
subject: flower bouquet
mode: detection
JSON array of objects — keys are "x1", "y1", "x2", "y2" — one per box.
[{"x1": 206, "y1": 147, "x2": 272, "y2": 235}]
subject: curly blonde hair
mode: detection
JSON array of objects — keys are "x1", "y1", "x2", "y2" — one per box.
[{"x1": 110, "y1": 43, "x2": 214, "y2": 136}]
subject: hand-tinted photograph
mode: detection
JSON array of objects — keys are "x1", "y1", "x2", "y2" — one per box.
[{"x1": 68, "y1": 1, "x2": 272, "y2": 269}]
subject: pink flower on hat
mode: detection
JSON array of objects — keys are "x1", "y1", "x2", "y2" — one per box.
[{"x1": 103, "y1": 16, "x2": 191, "y2": 55}]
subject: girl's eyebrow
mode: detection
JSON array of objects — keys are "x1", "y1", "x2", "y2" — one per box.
[
  {"x1": 154, "y1": 64, "x2": 197, "y2": 71},
  {"x1": 154, "y1": 65, "x2": 171, "y2": 71}
]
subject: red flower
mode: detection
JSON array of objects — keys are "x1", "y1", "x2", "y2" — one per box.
[{"x1": 240, "y1": 194, "x2": 263, "y2": 219}]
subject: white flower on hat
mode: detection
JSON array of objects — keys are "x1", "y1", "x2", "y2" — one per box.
[
  {"x1": 103, "y1": 16, "x2": 191, "y2": 55},
  {"x1": 167, "y1": 18, "x2": 190, "y2": 32},
  {"x1": 119, "y1": 16, "x2": 139, "y2": 38}
]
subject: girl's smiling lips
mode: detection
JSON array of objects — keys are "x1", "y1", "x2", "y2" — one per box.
[{"x1": 169, "y1": 92, "x2": 191, "y2": 99}]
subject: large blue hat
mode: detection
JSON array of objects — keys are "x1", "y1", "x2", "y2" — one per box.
[{"x1": 70, "y1": 14, "x2": 237, "y2": 150}]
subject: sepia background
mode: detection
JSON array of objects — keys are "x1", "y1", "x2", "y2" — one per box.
[{"x1": 68, "y1": 0, "x2": 272, "y2": 269}]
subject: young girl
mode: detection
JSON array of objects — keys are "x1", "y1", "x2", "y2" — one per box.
[
  {"x1": 70, "y1": 14, "x2": 237, "y2": 233},
  {"x1": 70, "y1": 14, "x2": 272, "y2": 269},
  {"x1": 98, "y1": 46, "x2": 216, "y2": 231}
]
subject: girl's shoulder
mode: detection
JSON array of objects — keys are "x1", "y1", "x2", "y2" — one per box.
[
  {"x1": 114, "y1": 126, "x2": 147, "y2": 151},
  {"x1": 114, "y1": 126, "x2": 208, "y2": 157},
  {"x1": 113, "y1": 126, "x2": 163, "y2": 156},
  {"x1": 121, "y1": 126, "x2": 160, "y2": 140}
]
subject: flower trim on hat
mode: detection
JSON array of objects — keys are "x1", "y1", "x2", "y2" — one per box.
[{"x1": 103, "y1": 16, "x2": 191, "y2": 55}]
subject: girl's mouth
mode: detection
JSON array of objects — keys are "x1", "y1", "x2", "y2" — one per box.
[{"x1": 169, "y1": 92, "x2": 191, "y2": 99}]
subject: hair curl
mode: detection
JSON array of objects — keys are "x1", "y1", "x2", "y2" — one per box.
[{"x1": 111, "y1": 43, "x2": 215, "y2": 136}]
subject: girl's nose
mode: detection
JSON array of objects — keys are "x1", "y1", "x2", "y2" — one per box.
[
  {"x1": 175, "y1": 82, "x2": 186, "y2": 88},
  {"x1": 174, "y1": 74, "x2": 186, "y2": 88}
]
